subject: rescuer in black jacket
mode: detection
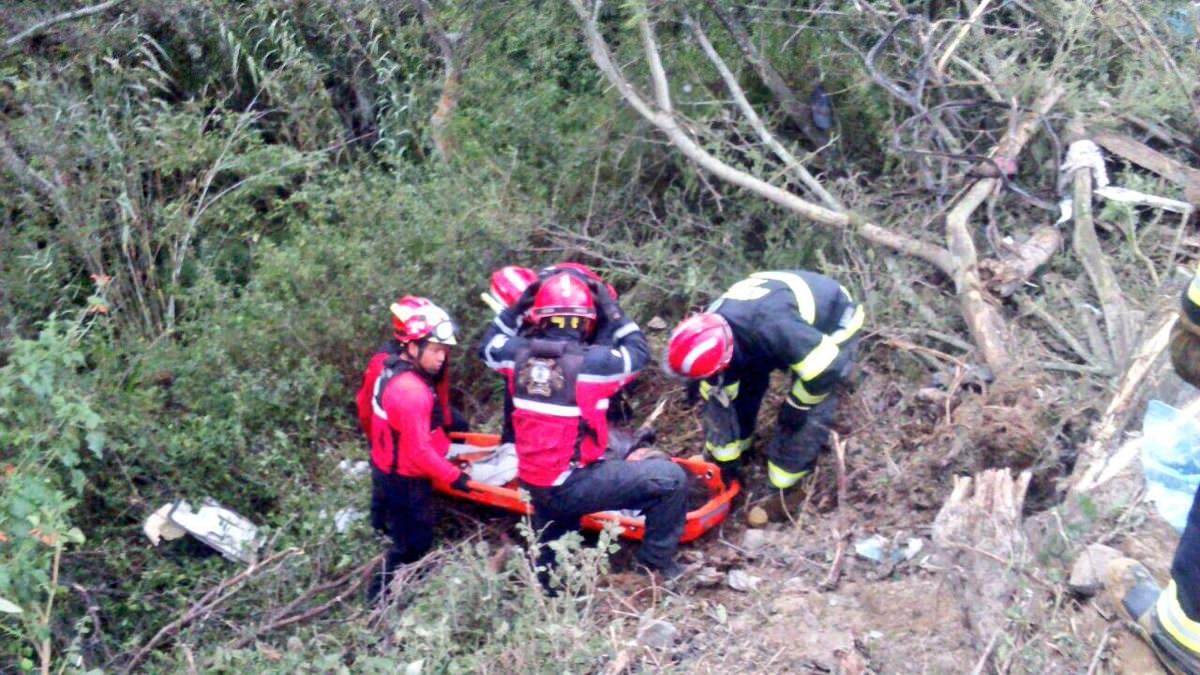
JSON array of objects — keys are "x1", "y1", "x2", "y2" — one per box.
[{"x1": 664, "y1": 271, "x2": 864, "y2": 489}]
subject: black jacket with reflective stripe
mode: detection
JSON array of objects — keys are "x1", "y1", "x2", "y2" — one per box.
[{"x1": 709, "y1": 270, "x2": 855, "y2": 377}]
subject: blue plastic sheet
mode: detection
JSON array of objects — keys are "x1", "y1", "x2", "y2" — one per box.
[{"x1": 1142, "y1": 400, "x2": 1200, "y2": 533}]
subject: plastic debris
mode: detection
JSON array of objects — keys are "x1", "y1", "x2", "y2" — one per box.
[
  {"x1": 727, "y1": 569, "x2": 762, "y2": 592},
  {"x1": 853, "y1": 534, "x2": 926, "y2": 563},
  {"x1": 1141, "y1": 400, "x2": 1200, "y2": 532},
  {"x1": 853, "y1": 534, "x2": 888, "y2": 562},
  {"x1": 1057, "y1": 140, "x2": 1194, "y2": 225},
  {"x1": 143, "y1": 503, "x2": 187, "y2": 545},
  {"x1": 144, "y1": 499, "x2": 261, "y2": 564}
]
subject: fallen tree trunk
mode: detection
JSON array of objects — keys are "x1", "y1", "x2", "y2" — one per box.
[
  {"x1": 1068, "y1": 134, "x2": 1134, "y2": 368},
  {"x1": 1070, "y1": 312, "x2": 1178, "y2": 493}
]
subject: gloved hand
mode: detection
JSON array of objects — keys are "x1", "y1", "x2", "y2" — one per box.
[
  {"x1": 585, "y1": 278, "x2": 621, "y2": 322},
  {"x1": 450, "y1": 472, "x2": 472, "y2": 492},
  {"x1": 512, "y1": 279, "x2": 540, "y2": 314}
]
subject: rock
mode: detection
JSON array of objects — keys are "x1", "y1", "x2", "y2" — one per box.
[
  {"x1": 646, "y1": 316, "x2": 668, "y2": 331},
  {"x1": 1069, "y1": 543, "x2": 1124, "y2": 596},
  {"x1": 727, "y1": 569, "x2": 762, "y2": 592},
  {"x1": 637, "y1": 618, "x2": 678, "y2": 650},
  {"x1": 742, "y1": 528, "x2": 766, "y2": 551},
  {"x1": 747, "y1": 506, "x2": 769, "y2": 527}
]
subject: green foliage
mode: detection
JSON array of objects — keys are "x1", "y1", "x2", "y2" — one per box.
[{"x1": 0, "y1": 315, "x2": 102, "y2": 668}]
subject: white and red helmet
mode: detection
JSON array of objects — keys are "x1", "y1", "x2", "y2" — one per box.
[
  {"x1": 531, "y1": 272, "x2": 597, "y2": 325},
  {"x1": 481, "y1": 265, "x2": 538, "y2": 313},
  {"x1": 390, "y1": 296, "x2": 457, "y2": 345},
  {"x1": 548, "y1": 262, "x2": 618, "y2": 301},
  {"x1": 665, "y1": 313, "x2": 733, "y2": 378}
]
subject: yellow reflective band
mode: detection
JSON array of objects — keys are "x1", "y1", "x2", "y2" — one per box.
[
  {"x1": 480, "y1": 291, "x2": 504, "y2": 314},
  {"x1": 706, "y1": 438, "x2": 750, "y2": 462},
  {"x1": 700, "y1": 380, "x2": 739, "y2": 405},
  {"x1": 793, "y1": 336, "x2": 840, "y2": 381},
  {"x1": 790, "y1": 378, "x2": 828, "y2": 406},
  {"x1": 751, "y1": 271, "x2": 816, "y2": 324},
  {"x1": 767, "y1": 461, "x2": 810, "y2": 489},
  {"x1": 1158, "y1": 580, "x2": 1200, "y2": 654},
  {"x1": 829, "y1": 304, "x2": 865, "y2": 344},
  {"x1": 1188, "y1": 275, "x2": 1200, "y2": 309}
]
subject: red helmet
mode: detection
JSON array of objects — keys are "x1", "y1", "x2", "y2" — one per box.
[
  {"x1": 482, "y1": 266, "x2": 538, "y2": 313},
  {"x1": 390, "y1": 296, "x2": 457, "y2": 345},
  {"x1": 531, "y1": 272, "x2": 597, "y2": 326},
  {"x1": 548, "y1": 262, "x2": 618, "y2": 300},
  {"x1": 665, "y1": 313, "x2": 733, "y2": 378}
]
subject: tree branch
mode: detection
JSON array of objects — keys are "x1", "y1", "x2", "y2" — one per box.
[
  {"x1": 3, "y1": 0, "x2": 129, "y2": 51},
  {"x1": 683, "y1": 12, "x2": 843, "y2": 211},
  {"x1": 568, "y1": 0, "x2": 952, "y2": 274},
  {"x1": 701, "y1": 0, "x2": 827, "y2": 148}
]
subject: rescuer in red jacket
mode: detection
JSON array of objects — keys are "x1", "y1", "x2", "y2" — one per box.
[
  {"x1": 364, "y1": 296, "x2": 471, "y2": 603},
  {"x1": 479, "y1": 272, "x2": 687, "y2": 586}
]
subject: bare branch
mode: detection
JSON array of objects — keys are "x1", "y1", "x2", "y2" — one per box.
[
  {"x1": 568, "y1": 0, "x2": 955, "y2": 271},
  {"x1": 943, "y1": 82, "x2": 1065, "y2": 371},
  {"x1": 701, "y1": 0, "x2": 827, "y2": 148},
  {"x1": 3, "y1": 0, "x2": 129, "y2": 51},
  {"x1": 637, "y1": 11, "x2": 671, "y2": 114},
  {"x1": 683, "y1": 12, "x2": 843, "y2": 211}
]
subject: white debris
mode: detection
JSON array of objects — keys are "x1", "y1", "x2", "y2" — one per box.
[
  {"x1": 337, "y1": 459, "x2": 370, "y2": 478},
  {"x1": 143, "y1": 503, "x2": 187, "y2": 545},
  {"x1": 143, "y1": 499, "x2": 261, "y2": 564},
  {"x1": 727, "y1": 569, "x2": 762, "y2": 592},
  {"x1": 333, "y1": 507, "x2": 366, "y2": 534}
]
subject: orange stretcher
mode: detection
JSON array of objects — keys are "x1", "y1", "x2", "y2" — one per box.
[{"x1": 434, "y1": 432, "x2": 740, "y2": 543}]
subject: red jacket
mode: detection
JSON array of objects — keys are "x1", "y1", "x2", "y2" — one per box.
[
  {"x1": 479, "y1": 307, "x2": 649, "y2": 487},
  {"x1": 357, "y1": 340, "x2": 451, "y2": 437},
  {"x1": 367, "y1": 361, "x2": 462, "y2": 484}
]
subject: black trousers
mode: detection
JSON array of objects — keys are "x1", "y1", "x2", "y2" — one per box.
[
  {"x1": 370, "y1": 469, "x2": 435, "y2": 571},
  {"x1": 1174, "y1": 483, "x2": 1200, "y2": 620},
  {"x1": 523, "y1": 459, "x2": 687, "y2": 575}
]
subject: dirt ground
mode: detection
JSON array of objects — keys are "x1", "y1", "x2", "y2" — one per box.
[{"x1": 567, "y1": 360, "x2": 1190, "y2": 674}]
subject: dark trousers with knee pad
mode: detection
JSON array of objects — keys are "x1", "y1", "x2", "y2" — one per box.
[{"x1": 523, "y1": 459, "x2": 687, "y2": 578}]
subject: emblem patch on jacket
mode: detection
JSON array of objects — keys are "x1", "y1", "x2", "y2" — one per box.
[{"x1": 518, "y1": 357, "x2": 565, "y2": 397}]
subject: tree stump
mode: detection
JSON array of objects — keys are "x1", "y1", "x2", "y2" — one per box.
[{"x1": 932, "y1": 468, "x2": 1032, "y2": 641}]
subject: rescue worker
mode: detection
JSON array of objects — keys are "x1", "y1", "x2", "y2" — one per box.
[
  {"x1": 481, "y1": 263, "x2": 625, "y2": 443},
  {"x1": 664, "y1": 270, "x2": 864, "y2": 489},
  {"x1": 479, "y1": 272, "x2": 688, "y2": 585},
  {"x1": 365, "y1": 297, "x2": 472, "y2": 603},
  {"x1": 1108, "y1": 268, "x2": 1200, "y2": 674}
]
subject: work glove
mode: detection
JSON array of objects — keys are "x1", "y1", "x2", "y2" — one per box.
[
  {"x1": 450, "y1": 472, "x2": 472, "y2": 493},
  {"x1": 586, "y1": 278, "x2": 622, "y2": 322},
  {"x1": 511, "y1": 279, "x2": 540, "y2": 316}
]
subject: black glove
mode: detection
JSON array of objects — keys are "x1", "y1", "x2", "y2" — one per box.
[
  {"x1": 450, "y1": 472, "x2": 471, "y2": 492},
  {"x1": 585, "y1": 278, "x2": 621, "y2": 322},
  {"x1": 511, "y1": 280, "x2": 541, "y2": 316}
]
